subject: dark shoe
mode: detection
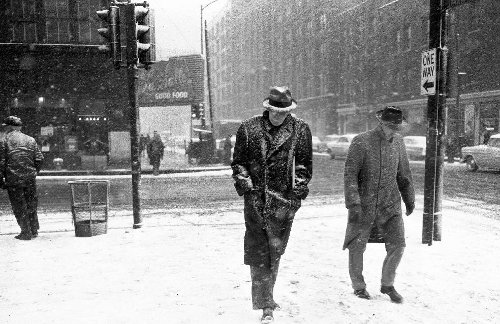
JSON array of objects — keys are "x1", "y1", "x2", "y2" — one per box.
[
  {"x1": 31, "y1": 230, "x2": 38, "y2": 238},
  {"x1": 354, "y1": 288, "x2": 371, "y2": 299},
  {"x1": 381, "y1": 286, "x2": 403, "y2": 303},
  {"x1": 261, "y1": 308, "x2": 274, "y2": 324},
  {"x1": 15, "y1": 232, "x2": 33, "y2": 240}
]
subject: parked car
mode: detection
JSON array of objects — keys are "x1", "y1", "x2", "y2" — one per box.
[
  {"x1": 326, "y1": 134, "x2": 358, "y2": 159},
  {"x1": 312, "y1": 136, "x2": 327, "y2": 152},
  {"x1": 461, "y1": 133, "x2": 500, "y2": 171},
  {"x1": 403, "y1": 136, "x2": 426, "y2": 160}
]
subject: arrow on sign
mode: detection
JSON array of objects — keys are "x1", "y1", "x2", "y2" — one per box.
[{"x1": 422, "y1": 80, "x2": 434, "y2": 92}]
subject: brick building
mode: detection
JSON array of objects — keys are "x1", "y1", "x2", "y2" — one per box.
[{"x1": 207, "y1": 0, "x2": 500, "y2": 144}]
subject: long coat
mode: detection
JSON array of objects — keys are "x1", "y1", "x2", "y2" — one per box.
[
  {"x1": 147, "y1": 136, "x2": 164, "y2": 165},
  {"x1": 343, "y1": 125, "x2": 415, "y2": 250},
  {"x1": 232, "y1": 111, "x2": 313, "y2": 269}
]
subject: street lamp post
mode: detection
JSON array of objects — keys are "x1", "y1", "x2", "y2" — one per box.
[{"x1": 200, "y1": 0, "x2": 222, "y2": 55}]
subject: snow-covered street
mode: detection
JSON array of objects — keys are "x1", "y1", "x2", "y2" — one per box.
[{"x1": 1, "y1": 195, "x2": 499, "y2": 324}]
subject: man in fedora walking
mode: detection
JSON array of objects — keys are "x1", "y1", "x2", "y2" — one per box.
[
  {"x1": 232, "y1": 86, "x2": 313, "y2": 323},
  {"x1": 0, "y1": 116, "x2": 44, "y2": 240},
  {"x1": 343, "y1": 106, "x2": 415, "y2": 303}
]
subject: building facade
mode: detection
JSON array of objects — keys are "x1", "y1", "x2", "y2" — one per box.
[
  {"x1": 0, "y1": 0, "x2": 151, "y2": 169},
  {"x1": 207, "y1": 0, "x2": 500, "y2": 144}
]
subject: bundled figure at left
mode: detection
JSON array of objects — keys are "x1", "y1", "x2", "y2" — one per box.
[{"x1": 0, "y1": 116, "x2": 44, "y2": 240}]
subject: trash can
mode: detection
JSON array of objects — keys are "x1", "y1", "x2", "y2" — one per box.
[{"x1": 68, "y1": 180, "x2": 109, "y2": 237}]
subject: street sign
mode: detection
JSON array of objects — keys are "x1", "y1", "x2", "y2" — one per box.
[{"x1": 421, "y1": 48, "x2": 437, "y2": 96}]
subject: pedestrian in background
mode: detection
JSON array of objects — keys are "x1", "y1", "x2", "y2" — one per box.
[
  {"x1": 147, "y1": 131, "x2": 164, "y2": 176},
  {"x1": 0, "y1": 116, "x2": 44, "y2": 240},
  {"x1": 232, "y1": 86, "x2": 313, "y2": 323},
  {"x1": 343, "y1": 106, "x2": 415, "y2": 303}
]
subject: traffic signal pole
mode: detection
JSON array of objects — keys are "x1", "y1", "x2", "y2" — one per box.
[
  {"x1": 97, "y1": 1, "x2": 153, "y2": 229},
  {"x1": 422, "y1": 0, "x2": 448, "y2": 245},
  {"x1": 124, "y1": 2, "x2": 142, "y2": 229}
]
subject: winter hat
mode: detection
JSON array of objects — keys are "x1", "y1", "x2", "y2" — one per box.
[
  {"x1": 375, "y1": 106, "x2": 407, "y2": 130},
  {"x1": 2, "y1": 116, "x2": 23, "y2": 127},
  {"x1": 263, "y1": 86, "x2": 297, "y2": 112}
]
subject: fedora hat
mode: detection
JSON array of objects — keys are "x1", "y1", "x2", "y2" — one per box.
[
  {"x1": 263, "y1": 86, "x2": 297, "y2": 112},
  {"x1": 2, "y1": 116, "x2": 22, "y2": 127},
  {"x1": 375, "y1": 106, "x2": 407, "y2": 130}
]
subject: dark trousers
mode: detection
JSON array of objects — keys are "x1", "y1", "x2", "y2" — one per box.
[
  {"x1": 348, "y1": 216, "x2": 405, "y2": 290},
  {"x1": 7, "y1": 180, "x2": 39, "y2": 234},
  {"x1": 250, "y1": 259, "x2": 280, "y2": 310}
]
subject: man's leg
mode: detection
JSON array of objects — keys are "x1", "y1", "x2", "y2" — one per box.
[
  {"x1": 25, "y1": 180, "x2": 39, "y2": 235},
  {"x1": 250, "y1": 258, "x2": 281, "y2": 311},
  {"x1": 7, "y1": 186, "x2": 32, "y2": 238},
  {"x1": 348, "y1": 243, "x2": 367, "y2": 290},
  {"x1": 380, "y1": 216, "x2": 405, "y2": 303},
  {"x1": 381, "y1": 216, "x2": 405, "y2": 287}
]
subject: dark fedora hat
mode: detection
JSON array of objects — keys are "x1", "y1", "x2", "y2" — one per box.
[
  {"x1": 375, "y1": 106, "x2": 407, "y2": 130},
  {"x1": 2, "y1": 116, "x2": 22, "y2": 127},
  {"x1": 263, "y1": 86, "x2": 297, "y2": 112}
]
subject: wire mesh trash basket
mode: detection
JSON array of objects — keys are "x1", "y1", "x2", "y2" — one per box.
[{"x1": 68, "y1": 180, "x2": 109, "y2": 237}]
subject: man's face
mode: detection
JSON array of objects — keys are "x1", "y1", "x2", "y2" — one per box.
[
  {"x1": 269, "y1": 110, "x2": 289, "y2": 126},
  {"x1": 381, "y1": 123, "x2": 400, "y2": 138}
]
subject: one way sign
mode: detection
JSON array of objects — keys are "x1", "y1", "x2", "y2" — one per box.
[{"x1": 421, "y1": 48, "x2": 437, "y2": 95}]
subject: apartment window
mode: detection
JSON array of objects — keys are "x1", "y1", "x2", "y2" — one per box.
[{"x1": 320, "y1": 13, "x2": 327, "y2": 30}]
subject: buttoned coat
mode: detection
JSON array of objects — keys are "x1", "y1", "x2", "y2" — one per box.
[
  {"x1": 343, "y1": 126, "x2": 415, "y2": 250},
  {"x1": 232, "y1": 111, "x2": 313, "y2": 269}
]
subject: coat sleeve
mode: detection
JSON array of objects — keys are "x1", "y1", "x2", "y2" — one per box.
[
  {"x1": 0, "y1": 139, "x2": 6, "y2": 178},
  {"x1": 33, "y1": 139, "x2": 44, "y2": 173},
  {"x1": 293, "y1": 123, "x2": 313, "y2": 200},
  {"x1": 397, "y1": 138, "x2": 415, "y2": 207},
  {"x1": 231, "y1": 123, "x2": 254, "y2": 196},
  {"x1": 343, "y1": 136, "x2": 364, "y2": 209}
]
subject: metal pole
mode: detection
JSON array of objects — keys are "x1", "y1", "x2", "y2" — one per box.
[
  {"x1": 422, "y1": 0, "x2": 447, "y2": 245},
  {"x1": 125, "y1": 3, "x2": 142, "y2": 229},
  {"x1": 200, "y1": 5, "x2": 204, "y2": 55},
  {"x1": 205, "y1": 20, "x2": 215, "y2": 133}
]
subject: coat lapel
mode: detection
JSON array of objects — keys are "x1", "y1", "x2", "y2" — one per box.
[{"x1": 264, "y1": 115, "x2": 294, "y2": 159}]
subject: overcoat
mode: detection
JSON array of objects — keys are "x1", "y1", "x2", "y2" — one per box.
[
  {"x1": 343, "y1": 126, "x2": 415, "y2": 250},
  {"x1": 147, "y1": 137, "x2": 164, "y2": 165},
  {"x1": 232, "y1": 111, "x2": 313, "y2": 269},
  {"x1": 0, "y1": 130, "x2": 44, "y2": 187}
]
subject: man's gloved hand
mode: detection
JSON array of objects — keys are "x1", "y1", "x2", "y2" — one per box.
[
  {"x1": 406, "y1": 203, "x2": 415, "y2": 216},
  {"x1": 348, "y1": 205, "x2": 362, "y2": 223}
]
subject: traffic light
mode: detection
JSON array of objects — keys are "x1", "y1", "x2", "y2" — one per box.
[
  {"x1": 198, "y1": 103, "x2": 205, "y2": 118},
  {"x1": 96, "y1": 5, "x2": 121, "y2": 69},
  {"x1": 124, "y1": 2, "x2": 155, "y2": 67},
  {"x1": 137, "y1": 6, "x2": 155, "y2": 67},
  {"x1": 191, "y1": 104, "x2": 199, "y2": 119}
]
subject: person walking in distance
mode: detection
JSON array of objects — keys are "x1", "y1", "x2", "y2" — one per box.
[
  {"x1": 343, "y1": 106, "x2": 415, "y2": 303},
  {"x1": 147, "y1": 131, "x2": 164, "y2": 176},
  {"x1": 232, "y1": 86, "x2": 313, "y2": 323},
  {"x1": 0, "y1": 116, "x2": 44, "y2": 240}
]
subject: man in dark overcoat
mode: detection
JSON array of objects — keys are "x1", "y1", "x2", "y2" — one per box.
[
  {"x1": 232, "y1": 86, "x2": 312, "y2": 323},
  {"x1": 343, "y1": 106, "x2": 415, "y2": 303},
  {"x1": 147, "y1": 131, "x2": 164, "y2": 175},
  {"x1": 0, "y1": 116, "x2": 44, "y2": 240}
]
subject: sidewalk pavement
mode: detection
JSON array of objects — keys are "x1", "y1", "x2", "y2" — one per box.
[
  {"x1": 1, "y1": 196, "x2": 499, "y2": 324},
  {"x1": 40, "y1": 151, "x2": 228, "y2": 176}
]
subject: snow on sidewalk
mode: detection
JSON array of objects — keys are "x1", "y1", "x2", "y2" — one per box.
[{"x1": 1, "y1": 196, "x2": 499, "y2": 324}]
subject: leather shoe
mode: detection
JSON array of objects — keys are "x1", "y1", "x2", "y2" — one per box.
[
  {"x1": 15, "y1": 232, "x2": 33, "y2": 240},
  {"x1": 354, "y1": 288, "x2": 371, "y2": 299},
  {"x1": 381, "y1": 286, "x2": 403, "y2": 303},
  {"x1": 31, "y1": 230, "x2": 38, "y2": 238}
]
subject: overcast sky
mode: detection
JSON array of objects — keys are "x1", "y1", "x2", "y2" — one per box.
[{"x1": 148, "y1": 0, "x2": 229, "y2": 60}]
